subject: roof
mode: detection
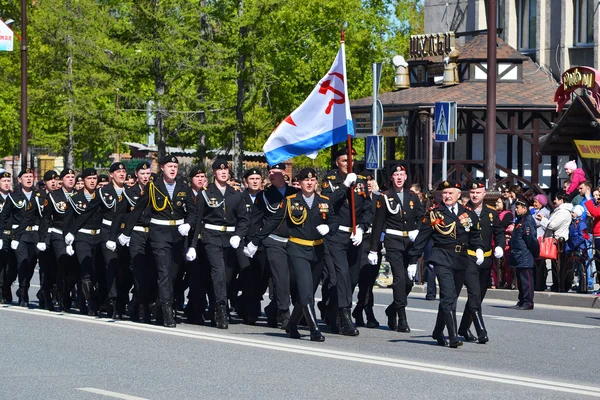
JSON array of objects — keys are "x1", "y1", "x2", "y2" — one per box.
[
  {"x1": 458, "y1": 34, "x2": 526, "y2": 61},
  {"x1": 351, "y1": 58, "x2": 558, "y2": 109},
  {"x1": 123, "y1": 142, "x2": 264, "y2": 157}
]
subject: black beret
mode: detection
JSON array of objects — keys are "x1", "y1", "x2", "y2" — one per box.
[
  {"x1": 292, "y1": 175, "x2": 298, "y2": 183},
  {"x1": 18, "y1": 167, "x2": 34, "y2": 177},
  {"x1": 126, "y1": 174, "x2": 133, "y2": 181},
  {"x1": 296, "y1": 168, "x2": 317, "y2": 180},
  {"x1": 109, "y1": 162, "x2": 126, "y2": 173},
  {"x1": 59, "y1": 169, "x2": 75, "y2": 179},
  {"x1": 333, "y1": 146, "x2": 356, "y2": 159},
  {"x1": 75, "y1": 175, "x2": 83, "y2": 182},
  {"x1": 0, "y1": 171, "x2": 11, "y2": 179},
  {"x1": 359, "y1": 170, "x2": 374, "y2": 180},
  {"x1": 391, "y1": 164, "x2": 407, "y2": 174},
  {"x1": 135, "y1": 161, "x2": 151, "y2": 171},
  {"x1": 437, "y1": 180, "x2": 461, "y2": 191},
  {"x1": 243, "y1": 168, "x2": 261, "y2": 179},
  {"x1": 212, "y1": 159, "x2": 229, "y2": 170},
  {"x1": 159, "y1": 155, "x2": 178, "y2": 165},
  {"x1": 43, "y1": 170, "x2": 59, "y2": 181},
  {"x1": 98, "y1": 174, "x2": 109, "y2": 183},
  {"x1": 189, "y1": 166, "x2": 206, "y2": 178},
  {"x1": 515, "y1": 195, "x2": 531, "y2": 208},
  {"x1": 82, "y1": 168, "x2": 97, "y2": 178},
  {"x1": 36, "y1": 180, "x2": 46, "y2": 189},
  {"x1": 468, "y1": 179, "x2": 486, "y2": 190},
  {"x1": 268, "y1": 163, "x2": 286, "y2": 171}
]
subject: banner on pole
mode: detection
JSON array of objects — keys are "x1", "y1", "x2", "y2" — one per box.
[{"x1": 0, "y1": 21, "x2": 14, "y2": 52}]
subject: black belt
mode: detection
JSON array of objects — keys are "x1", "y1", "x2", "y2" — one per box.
[{"x1": 434, "y1": 243, "x2": 467, "y2": 253}]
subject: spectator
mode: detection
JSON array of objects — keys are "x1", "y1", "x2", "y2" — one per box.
[
  {"x1": 538, "y1": 191, "x2": 573, "y2": 292},
  {"x1": 508, "y1": 185, "x2": 523, "y2": 214},
  {"x1": 582, "y1": 186, "x2": 600, "y2": 290},
  {"x1": 493, "y1": 197, "x2": 514, "y2": 289},
  {"x1": 564, "y1": 160, "x2": 586, "y2": 200},
  {"x1": 531, "y1": 194, "x2": 550, "y2": 291},
  {"x1": 566, "y1": 205, "x2": 592, "y2": 291}
]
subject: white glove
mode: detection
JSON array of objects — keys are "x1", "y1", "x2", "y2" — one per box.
[
  {"x1": 66, "y1": 245, "x2": 75, "y2": 256},
  {"x1": 475, "y1": 248, "x2": 484, "y2": 266},
  {"x1": 185, "y1": 247, "x2": 197, "y2": 261},
  {"x1": 350, "y1": 227, "x2": 363, "y2": 246},
  {"x1": 494, "y1": 246, "x2": 504, "y2": 259},
  {"x1": 36, "y1": 243, "x2": 47, "y2": 252},
  {"x1": 229, "y1": 235, "x2": 241, "y2": 249},
  {"x1": 11, "y1": 240, "x2": 19, "y2": 250},
  {"x1": 316, "y1": 224, "x2": 330, "y2": 236},
  {"x1": 407, "y1": 264, "x2": 417, "y2": 280},
  {"x1": 65, "y1": 233, "x2": 74, "y2": 246},
  {"x1": 343, "y1": 173, "x2": 357, "y2": 188},
  {"x1": 368, "y1": 251, "x2": 379, "y2": 265},
  {"x1": 118, "y1": 234, "x2": 130, "y2": 247},
  {"x1": 178, "y1": 223, "x2": 191, "y2": 237},
  {"x1": 408, "y1": 229, "x2": 419, "y2": 242},
  {"x1": 244, "y1": 242, "x2": 258, "y2": 258},
  {"x1": 0, "y1": 239, "x2": 3, "y2": 249},
  {"x1": 105, "y1": 240, "x2": 117, "y2": 252}
]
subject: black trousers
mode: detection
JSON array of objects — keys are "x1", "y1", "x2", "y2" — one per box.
[
  {"x1": 0, "y1": 239, "x2": 17, "y2": 298},
  {"x1": 323, "y1": 233, "x2": 361, "y2": 309},
  {"x1": 289, "y1": 244, "x2": 324, "y2": 307},
  {"x1": 263, "y1": 237, "x2": 292, "y2": 310},
  {"x1": 204, "y1": 243, "x2": 238, "y2": 306},
  {"x1": 51, "y1": 234, "x2": 78, "y2": 301},
  {"x1": 356, "y1": 235, "x2": 381, "y2": 309},
  {"x1": 75, "y1": 238, "x2": 100, "y2": 286},
  {"x1": 517, "y1": 267, "x2": 534, "y2": 307},
  {"x1": 151, "y1": 238, "x2": 184, "y2": 305},
  {"x1": 187, "y1": 242, "x2": 211, "y2": 312},
  {"x1": 385, "y1": 247, "x2": 414, "y2": 309},
  {"x1": 460, "y1": 256, "x2": 492, "y2": 328},
  {"x1": 130, "y1": 231, "x2": 153, "y2": 304},
  {"x1": 15, "y1": 240, "x2": 38, "y2": 290},
  {"x1": 100, "y1": 239, "x2": 121, "y2": 301},
  {"x1": 38, "y1": 245, "x2": 57, "y2": 293},
  {"x1": 434, "y1": 259, "x2": 466, "y2": 321},
  {"x1": 534, "y1": 258, "x2": 548, "y2": 291}
]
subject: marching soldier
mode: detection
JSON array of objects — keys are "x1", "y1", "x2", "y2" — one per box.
[
  {"x1": 368, "y1": 164, "x2": 423, "y2": 333},
  {"x1": 188, "y1": 159, "x2": 249, "y2": 329},
  {"x1": 249, "y1": 163, "x2": 298, "y2": 329},
  {"x1": 246, "y1": 168, "x2": 338, "y2": 342},
  {"x1": 320, "y1": 146, "x2": 372, "y2": 336},
  {"x1": 0, "y1": 168, "x2": 45, "y2": 307},
  {"x1": 0, "y1": 171, "x2": 16, "y2": 304},
  {"x1": 120, "y1": 155, "x2": 196, "y2": 328},
  {"x1": 75, "y1": 175, "x2": 84, "y2": 191},
  {"x1": 457, "y1": 180, "x2": 505, "y2": 344},
  {"x1": 409, "y1": 180, "x2": 484, "y2": 348}
]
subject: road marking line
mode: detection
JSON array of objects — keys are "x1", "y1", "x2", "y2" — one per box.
[
  {"x1": 3, "y1": 306, "x2": 600, "y2": 397},
  {"x1": 76, "y1": 388, "x2": 149, "y2": 400}
]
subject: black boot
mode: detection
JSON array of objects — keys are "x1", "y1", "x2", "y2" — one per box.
[
  {"x1": 215, "y1": 304, "x2": 229, "y2": 329},
  {"x1": 264, "y1": 302, "x2": 278, "y2": 328},
  {"x1": 56, "y1": 291, "x2": 64, "y2": 312},
  {"x1": 365, "y1": 306, "x2": 380, "y2": 328},
  {"x1": 444, "y1": 311, "x2": 463, "y2": 348},
  {"x1": 278, "y1": 309, "x2": 290, "y2": 331},
  {"x1": 286, "y1": 305, "x2": 303, "y2": 339},
  {"x1": 471, "y1": 310, "x2": 489, "y2": 344},
  {"x1": 110, "y1": 299, "x2": 122, "y2": 320},
  {"x1": 162, "y1": 302, "x2": 176, "y2": 328},
  {"x1": 82, "y1": 282, "x2": 97, "y2": 316},
  {"x1": 397, "y1": 308, "x2": 410, "y2": 333},
  {"x1": 385, "y1": 305, "x2": 397, "y2": 331},
  {"x1": 458, "y1": 306, "x2": 476, "y2": 342},
  {"x1": 352, "y1": 305, "x2": 365, "y2": 327},
  {"x1": 140, "y1": 303, "x2": 152, "y2": 324},
  {"x1": 303, "y1": 304, "x2": 325, "y2": 342},
  {"x1": 128, "y1": 298, "x2": 140, "y2": 322},
  {"x1": 42, "y1": 289, "x2": 54, "y2": 311},
  {"x1": 432, "y1": 310, "x2": 448, "y2": 346},
  {"x1": 317, "y1": 300, "x2": 328, "y2": 324},
  {"x1": 36, "y1": 289, "x2": 44, "y2": 308},
  {"x1": 19, "y1": 287, "x2": 29, "y2": 307},
  {"x1": 339, "y1": 308, "x2": 359, "y2": 336}
]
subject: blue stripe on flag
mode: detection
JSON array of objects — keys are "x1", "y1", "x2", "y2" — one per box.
[{"x1": 265, "y1": 120, "x2": 354, "y2": 166}]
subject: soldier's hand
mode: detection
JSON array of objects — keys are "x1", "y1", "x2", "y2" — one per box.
[
  {"x1": 408, "y1": 229, "x2": 419, "y2": 242},
  {"x1": 10, "y1": 240, "x2": 19, "y2": 250},
  {"x1": 367, "y1": 251, "x2": 379, "y2": 265},
  {"x1": 178, "y1": 223, "x2": 191, "y2": 237},
  {"x1": 407, "y1": 264, "x2": 417, "y2": 280},
  {"x1": 316, "y1": 224, "x2": 330, "y2": 236},
  {"x1": 36, "y1": 242, "x2": 47, "y2": 252},
  {"x1": 105, "y1": 240, "x2": 117, "y2": 252},
  {"x1": 343, "y1": 173, "x2": 357, "y2": 188},
  {"x1": 350, "y1": 227, "x2": 363, "y2": 246},
  {"x1": 229, "y1": 235, "x2": 241, "y2": 249},
  {"x1": 244, "y1": 242, "x2": 258, "y2": 258},
  {"x1": 475, "y1": 248, "x2": 484, "y2": 265},
  {"x1": 118, "y1": 234, "x2": 130, "y2": 247},
  {"x1": 185, "y1": 247, "x2": 197, "y2": 261},
  {"x1": 0, "y1": 239, "x2": 2, "y2": 249},
  {"x1": 65, "y1": 233, "x2": 75, "y2": 246},
  {"x1": 66, "y1": 245, "x2": 75, "y2": 256},
  {"x1": 494, "y1": 246, "x2": 504, "y2": 259}
]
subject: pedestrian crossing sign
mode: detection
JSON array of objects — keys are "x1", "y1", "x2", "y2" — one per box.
[
  {"x1": 434, "y1": 101, "x2": 457, "y2": 142},
  {"x1": 365, "y1": 135, "x2": 383, "y2": 170}
]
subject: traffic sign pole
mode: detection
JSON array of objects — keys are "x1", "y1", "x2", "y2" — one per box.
[{"x1": 442, "y1": 142, "x2": 448, "y2": 180}]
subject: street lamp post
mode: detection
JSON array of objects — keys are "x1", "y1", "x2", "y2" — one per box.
[{"x1": 20, "y1": 0, "x2": 28, "y2": 171}]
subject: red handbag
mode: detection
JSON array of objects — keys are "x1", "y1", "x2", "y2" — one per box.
[{"x1": 538, "y1": 237, "x2": 558, "y2": 260}]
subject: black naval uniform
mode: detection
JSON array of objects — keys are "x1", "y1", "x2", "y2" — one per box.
[
  {"x1": 251, "y1": 183, "x2": 298, "y2": 328},
  {"x1": 191, "y1": 182, "x2": 249, "y2": 329},
  {"x1": 320, "y1": 169, "x2": 372, "y2": 335},
  {"x1": 250, "y1": 183, "x2": 338, "y2": 342},
  {"x1": 0, "y1": 188, "x2": 45, "y2": 306},
  {"x1": 458, "y1": 201, "x2": 506, "y2": 344},
  {"x1": 370, "y1": 185, "x2": 423, "y2": 332},
  {"x1": 410, "y1": 187, "x2": 483, "y2": 348},
  {"x1": 0, "y1": 191, "x2": 17, "y2": 303}
]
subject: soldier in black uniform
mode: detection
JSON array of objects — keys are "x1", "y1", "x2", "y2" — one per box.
[
  {"x1": 64, "y1": 168, "x2": 103, "y2": 315},
  {"x1": 368, "y1": 164, "x2": 423, "y2": 333},
  {"x1": 188, "y1": 159, "x2": 249, "y2": 329},
  {"x1": 409, "y1": 180, "x2": 484, "y2": 348},
  {"x1": 121, "y1": 155, "x2": 196, "y2": 327},
  {"x1": 458, "y1": 180, "x2": 506, "y2": 344},
  {"x1": 245, "y1": 168, "x2": 337, "y2": 341},
  {"x1": 246, "y1": 163, "x2": 297, "y2": 329},
  {"x1": 97, "y1": 175, "x2": 109, "y2": 188},
  {"x1": 320, "y1": 146, "x2": 372, "y2": 336},
  {"x1": 0, "y1": 168, "x2": 45, "y2": 307},
  {"x1": 0, "y1": 171, "x2": 16, "y2": 304}
]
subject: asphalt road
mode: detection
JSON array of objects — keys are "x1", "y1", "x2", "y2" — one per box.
[{"x1": 2, "y1": 280, "x2": 600, "y2": 400}]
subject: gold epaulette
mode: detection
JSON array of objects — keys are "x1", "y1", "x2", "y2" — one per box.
[
  {"x1": 320, "y1": 195, "x2": 330, "y2": 200},
  {"x1": 357, "y1": 174, "x2": 366, "y2": 180},
  {"x1": 286, "y1": 194, "x2": 296, "y2": 199},
  {"x1": 327, "y1": 175, "x2": 336, "y2": 180},
  {"x1": 486, "y1": 204, "x2": 496, "y2": 210}
]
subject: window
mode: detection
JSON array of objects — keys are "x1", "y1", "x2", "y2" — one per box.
[
  {"x1": 574, "y1": 0, "x2": 594, "y2": 45},
  {"x1": 498, "y1": 0, "x2": 506, "y2": 41},
  {"x1": 517, "y1": 0, "x2": 537, "y2": 51}
]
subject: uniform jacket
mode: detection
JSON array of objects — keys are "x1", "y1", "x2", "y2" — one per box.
[
  {"x1": 541, "y1": 202, "x2": 572, "y2": 240},
  {"x1": 122, "y1": 183, "x2": 152, "y2": 232},
  {"x1": 241, "y1": 190, "x2": 264, "y2": 243},
  {"x1": 39, "y1": 188, "x2": 75, "y2": 243},
  {"x1": 509, "y1": 213, "x2": 539, "y2": 268},
  {"x1": 0, "y1": 189, "x2": 45, "y2": 243},
  {"x1": 470, "y1": 203, "x2": 506, "y2": 251},
  {"x1": 63, "y1": 189, "x2": 104, "y2": 243},
  {"x1": 369, "y1": 188, "x2": 423, "y2": 252},
  {"x1": 250, "y1": 184, "x2": 298, "y2": 241},
  {"x1": 97, "y1": 185, "x2": 128, "y2": 242}
]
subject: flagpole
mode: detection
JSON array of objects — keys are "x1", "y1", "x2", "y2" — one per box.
[{"x1": 341, "y1": 28, "x2": 356, "y2": 235}]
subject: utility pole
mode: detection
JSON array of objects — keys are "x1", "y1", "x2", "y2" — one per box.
[
  {"x1": 485, "y1": 0, "x2": 497, "y2": 189},
  {"x1": 233, "y1": 0, "x2": 246, "y2": 178},
  {"x1": 20, "y1": 0, "x2": 28, "y2": 171}
]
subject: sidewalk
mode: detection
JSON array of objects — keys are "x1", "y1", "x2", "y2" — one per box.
[{"x1": 408, "y1": 284, "x2": 600, "y2": 309}]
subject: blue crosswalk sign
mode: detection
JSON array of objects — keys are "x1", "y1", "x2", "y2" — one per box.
[
  {"x1": 434, "y1": 101, "x2": 457, "y2": 142},
  {"x1": 366, "y1": 136, "x2": 383, "y2": 170}
]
